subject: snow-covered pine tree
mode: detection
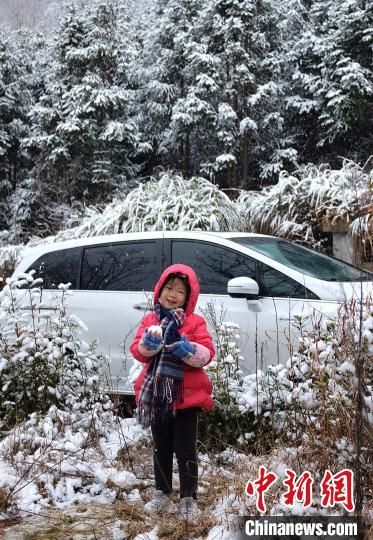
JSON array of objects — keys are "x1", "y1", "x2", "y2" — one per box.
[
  {"x1": 116, "y1": 0, "x2": 154, "y2": 174},
  {"x1": 287, "y1": 0, "x2": 373, "y2": 164},
  {"x1": 197, "y1": 0, "x2": 296, "y2": 187},
  {"x1": 138, "y1": 0, "x2": 296, "y2": 187},
  {"x1": 5, "y1": 30, "x2": 70, "y2": 244},
  {"x1": 0, "y1": 29, "x2": 34, "y2": 238},
  {"x1": 167, "y1": 37, "x2": 222, "y2": 176},
  {"x1": 137, "y1": 0, "x2": 211, "y2": 177},
  {"x1": 24, "y1": 1, "x2": 139, "y2": 205}
]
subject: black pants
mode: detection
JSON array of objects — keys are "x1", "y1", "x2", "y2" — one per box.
[{"x1": 151, "y1": 408, "x2": 199, "y2": 499}]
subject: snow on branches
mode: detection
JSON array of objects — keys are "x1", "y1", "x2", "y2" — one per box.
[{"x1": 237, "y1": 159, "x2": 373, "y2": 249}]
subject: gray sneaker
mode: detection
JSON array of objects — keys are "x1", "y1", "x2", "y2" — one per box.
[
  {"x1": 179, "y1": 497, "x2": 200, "y2": 519},
  {"x1": 144, "y1": 490, "x2": 175, "y2": 514}
]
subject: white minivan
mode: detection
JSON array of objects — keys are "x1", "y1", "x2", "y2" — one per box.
[{"x1": 12, "y1": 231, "x2": 373, "y2": 394}]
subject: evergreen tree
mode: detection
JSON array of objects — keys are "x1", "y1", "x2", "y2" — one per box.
[
  {"x1": 0, "y1": 29, "x2": 34, "y2": 236},
  {"x1": 166, "y1": 33, "x2": 223, "y2": 177},
  {"x1": 137, "y1": 0, "x2": 208, "y2": 177},
  {"x1": 184, "y1": 0, "x2": 297, "y2": 187},
  {"x1": 287, "y1": 0, "x2": 373, "y2": 164},
  {"x1": 25, "y1": 1, "x2": 139, "y2": 204},
  {"x1": 138, "y1": 0, "x2": 289, "y2": 186}
]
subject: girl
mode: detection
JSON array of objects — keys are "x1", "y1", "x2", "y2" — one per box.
[{"x1": 130, "y1": 264, "x2": 215, "y2": 519}]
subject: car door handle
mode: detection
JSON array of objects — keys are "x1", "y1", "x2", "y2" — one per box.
[{"x1": 133, "y1": 302, "x2": 150, "y2": 311}]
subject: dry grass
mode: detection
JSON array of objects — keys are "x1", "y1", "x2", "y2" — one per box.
[
  {"x1": 0, "y1": 488, "x2": 9, "y2": 512},
  {"x1": 25, "y1": 526, "x2": 66, "y2": 540},
  {"x1": 115, "y1": 438, "x2": 155, "y2": 481},
  {"x1": 4, "y1": 504, "x2": 121, "y2": 540},
  {"x1": 114, "y1": 499, "x2": 149, "y2": 537},
  {"x1": 0, "y1": 248, "x2": 18, "y2": 291},
  {"x1": 158, "y1": 514, "x2": 215, "y2": 540},
  {"x1": 0, "y1": 515, "x2": 22, "y2": 536},
  {"x1": 114, "y1": 497, "x2": 215, "y2": 540}
]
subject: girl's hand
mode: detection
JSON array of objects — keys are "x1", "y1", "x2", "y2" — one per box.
[
  {"x1": 141, "y1": 328, "x2": 163, "y2": 350},
  {"x1": 166, "y1": 336, "x2": 196, "y2": 358}
]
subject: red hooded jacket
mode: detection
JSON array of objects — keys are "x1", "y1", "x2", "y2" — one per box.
[{"x1": 130, "y1": 264, "x2": 215, "y2": 410}]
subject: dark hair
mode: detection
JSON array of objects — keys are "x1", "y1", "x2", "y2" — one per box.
[{"x1": 161, "y1": 272, "x2": 191, "y2": 308}]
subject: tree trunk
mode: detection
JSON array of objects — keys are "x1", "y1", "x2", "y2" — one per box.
[
  {"x1": 232, "y1": 92, "x2": 238, "y2": 113},
  {"x1": 11, "y1": 147, "x2": 18, "y2": 191},
  {"x1": 232, "y1": 160, "x2": 238, "y2": 190},
  {"x1": 242, "y1": 132, "x2": 249, "y2": 189},
  {"x1": 183, "y1": 131, "x2": 190, "y2": 178}
]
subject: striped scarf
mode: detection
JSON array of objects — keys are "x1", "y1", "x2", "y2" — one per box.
[{"x1": 137, "y1": 302, "x2": 186, "y2": 427}]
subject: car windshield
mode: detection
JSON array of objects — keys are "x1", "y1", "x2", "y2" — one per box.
[{"x1": 231, "y1": 237, "x2": 373, "y2": 282}]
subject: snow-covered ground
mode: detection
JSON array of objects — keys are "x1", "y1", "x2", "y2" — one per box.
[
  {"x1": 0, "y1": 412, "x2": 274, "y2": 539},
  {"x1": 1, "y1": 410, "x2": 368, "y2": 539}
]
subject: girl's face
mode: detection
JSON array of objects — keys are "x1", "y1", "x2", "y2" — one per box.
[{"x1": 159, "y1": 277, "x2": 188, "y2": 309}]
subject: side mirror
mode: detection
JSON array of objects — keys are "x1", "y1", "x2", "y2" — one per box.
[{"x1": 227, "y1": 277, "x2": 259, "y2": 299}]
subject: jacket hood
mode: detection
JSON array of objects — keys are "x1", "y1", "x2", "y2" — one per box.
[{"x1": 153, "y1": 264, "x2": 200, "y2": 316}]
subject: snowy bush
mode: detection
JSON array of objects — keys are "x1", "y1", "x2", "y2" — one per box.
[
  {"x1": 200, "y1": 298, "x2": 372, "y2": 473},
  {"x1": 240, "y1": 299, "x2": 372, "y2": 480},
  {"x1": 20, "y1": 171, "x2": 241, "y2": 247},
  {"x1": 0, "y1": 272, "x2": 107, "y2": 432},
  {"x1": 200, "y1": 319, "x2": 292, "y2": 452},
  {"x1": 121, "y1": 172, "x2": 241, "y2": 232},
  {"x1": 36, "y1": 160, "x2": 372, "y2": 252},
  {"x1": 0, "y1": 246, "x2": 23, "y2": 289},
  {"x1": 238, "y1": 365, "x2": 292, "y2": 449},
  {"x1": 199, "y1": 306, "x2": 254, "y2": 451},
  {"x1": 7, "y1": 160, "x2": 372, "y2": 259},
  {"x1": 199, "y1": 310, "x2": 289, "y2": 453},
  {"x1": 237, "y1": 160, "x2": 373, "y2": 250},
  {"x1": 284, "y1": 302, "x2": 373, "y2": 468},
  {"x1": 0, "y1": 402, "x2": 147, "y2": 516},
  {"x1": 0, "y1": 272, "x2": 150, "y2": 516}
]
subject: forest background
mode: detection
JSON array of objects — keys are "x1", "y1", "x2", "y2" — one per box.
[{"x1": 0, "y1": 0, "x2": 372, "y2": 248}]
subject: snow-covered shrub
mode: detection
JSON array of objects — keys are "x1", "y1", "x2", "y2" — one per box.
[
  {"x1": 199, "y1": 313, "x2": 289, "y2": 452},
  {"x1": 240, "y1": 300, "x2": 372, "y2": 479},
  {"x1": 0, "y1": 272, "x2": 151, "y2": 516},
  {"x1": 21, "y1": 172, "x2": 242, "y2": 247},
  {"x1": 121, "y1": 172, "x2": 241, "y2": 232},
  {"x1": 199, "y1": 306, "x2": 253, "y2": 451},
  {"x1": 0, "y1": 246, "x2": 23, "y2": 289},
  {"x1": 11, "y1": 159, "x2": 372, "y2": 258},
  {"x1": 238, "y1": 365, "x2": 292, "y2": 450},
  {"x1": 0, "y1": 403, "x2": 147, "y2": 515},
  {"x1": 0, "y1": 272, "x2": 106, "y2": 432},
  {"x1": 284, "y1": 301, "x2": 372, "y2": 470},
  {"x1": 237, "y1": 159, "x2": 372, "y2": 250},
  {"x1": 201, "y1": 297, "x2": 372, "y2": 473}
]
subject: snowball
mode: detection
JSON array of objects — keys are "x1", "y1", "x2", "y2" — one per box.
[{"x1": 147, "y1": 325, "x2": 162, "y2": 336}]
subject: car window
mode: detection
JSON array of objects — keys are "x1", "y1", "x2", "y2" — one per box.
[
  {"x1": 259, "y1": 262, "x2": 319, "y2": 299},
  {"x1": 232, "y1": 237, "x2": 373, "y2": 281},
  {"x1": 172, "y1": 240, "x2": 319, "y2": 298},
  {"x1": 81, "y1": 241, "x2": 160, "y2": 291},
  {"x1": 26, "y1": 248, "x2": 81, "y2": 289},
  {"x1": 172, "y1": 240, "x2": 256, "y2": 294}
]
